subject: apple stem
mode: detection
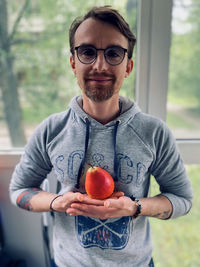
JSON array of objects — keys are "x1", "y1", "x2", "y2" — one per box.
[{"x1": 88, "y1": 163, "x2": 94, "y2": 168}]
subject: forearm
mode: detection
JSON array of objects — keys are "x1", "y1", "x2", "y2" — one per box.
[
  {"x1": 139, "y1": 194, "x2": 173, "y2": 219},
  {"x1": 16, "y1": 188, "x2": 58, "y2": 212},
  {"x1": 16, "y1": 188, "x2": 87, "y2": 213}
]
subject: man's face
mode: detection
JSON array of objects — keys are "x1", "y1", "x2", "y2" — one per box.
[{"x1": 70, "y1": 18, "x2": 133, "y2": 102}]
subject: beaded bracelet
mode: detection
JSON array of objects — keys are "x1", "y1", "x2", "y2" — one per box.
[
  {"x1": 130, "y1": 196, "x2": 142, "y2": 218},
  {"x1": 49, "y1": 195, "x2": 62, "y2": 212}
]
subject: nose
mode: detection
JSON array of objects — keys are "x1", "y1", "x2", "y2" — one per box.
[{"x1": 92, "y1": 51, "x2": 108, "y2": 72}]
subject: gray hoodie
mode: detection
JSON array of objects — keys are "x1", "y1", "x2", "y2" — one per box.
[{"x1": 10, "y1": 95, "x2": 193, "y2": 267}]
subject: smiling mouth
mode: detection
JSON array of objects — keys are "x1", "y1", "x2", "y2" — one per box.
[{"x1": 87, "y1": 77, "x2": 113, "y2": 83}]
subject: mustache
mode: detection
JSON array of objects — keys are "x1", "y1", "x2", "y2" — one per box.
[{"x1": 85, "y1": 71, "x2": 115, "y2": 79}]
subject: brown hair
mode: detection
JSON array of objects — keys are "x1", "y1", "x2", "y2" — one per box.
[{"x1": 69, "y1": 6, "x2": 136, "y2": 59}]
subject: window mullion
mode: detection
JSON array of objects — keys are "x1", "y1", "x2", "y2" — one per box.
[{"x1": 136, "y1": 0, "x2": 173, "y2": 121}]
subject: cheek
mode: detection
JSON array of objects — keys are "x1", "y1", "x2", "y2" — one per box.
[
  {"x1": 115, "y1": 68, "x2": 127, "y2": 86},
  {"x1": 75, "y1": 66, "x2": 86, "y2": 82},
  {"x1": 75, "y1": 65, "x2": 92, "y2": 90},
  {"x1": 115, "y1": 77, "x2": 125, "y2": 90}
]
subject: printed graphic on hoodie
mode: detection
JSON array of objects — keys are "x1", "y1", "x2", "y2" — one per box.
[
  {"x1": 76, "y1": 216, "x2": 131, "y2": 250},
  {"x1": 55, "y1": 151, "x2": 146, "y2": 186}
]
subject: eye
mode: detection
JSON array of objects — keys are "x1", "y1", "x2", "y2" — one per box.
[
  {"x1": 79, "y1": 47, "x2": 95, "y2": 58},
  {"x1": 106, "y1": 47, "x2": 122, "y2": 58}
]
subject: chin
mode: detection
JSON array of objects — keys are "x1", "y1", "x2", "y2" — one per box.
[{"x1": 84, "y1": 86, "x2": 115, "y2": 102}]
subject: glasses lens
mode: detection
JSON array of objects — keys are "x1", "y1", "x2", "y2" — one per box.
[
  {"x1": 105, "y1": 47, "x2": 125, "y2": 65},
  {"x1": 77, "y1": 46, "x2": 96, "y2": 64}
]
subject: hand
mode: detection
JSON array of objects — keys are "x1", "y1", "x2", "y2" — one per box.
[
  {"x1": 67, "y1": 193, "x2": 137, "y2": 220},
  {"x1": 51, "y1": 192, "x2": 85, "y2": 213}
]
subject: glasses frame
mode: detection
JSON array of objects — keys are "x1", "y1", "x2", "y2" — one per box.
[{"x1": 74, "y1": 45, "x2": 128, "y2": 66}]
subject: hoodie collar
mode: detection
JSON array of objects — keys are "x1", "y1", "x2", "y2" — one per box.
[{"x1": 69, "y1": 95, "x2": 141, "y2": 127}]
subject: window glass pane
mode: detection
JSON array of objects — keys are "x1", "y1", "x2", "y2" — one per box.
[
  {"x1": 0, "y1": 0, "x2": 137, "y2": 149},
  {"x1": 167, "y1": 0, "x2": 200, "y2": 138},
  {"x1": 150, "y1": 165, "x2": 199, "y2": 266}
]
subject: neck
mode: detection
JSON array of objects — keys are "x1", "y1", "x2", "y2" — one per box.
[{"x1": 82, "y1": 95, "x2": 120, "y2": 124}]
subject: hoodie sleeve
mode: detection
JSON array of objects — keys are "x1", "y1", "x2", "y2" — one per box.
[
  {"x1": 9, "y1": 119, "x2": 53, "y2": 206},
  {"x1": 150, "y1": 121, "x2": 193, "y2": 219}
]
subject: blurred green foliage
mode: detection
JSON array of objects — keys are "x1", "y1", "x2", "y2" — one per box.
[
  {"x1": 168, "y1": 0, "x2": 200, "y2": 108},
  {"x1": 3, "y1": 0, "x2": 137, "y2": 125},
  {"x1": 4, "y1": 0, "x2": 199, "y2": 126},
  {"x1": 1, "y1": 0, "x2": 199, "y2": 139},
  {"x1": 167, "y1": 0, "x2": 200, "y2": 134},
  {"x1": 150, "y1": 165, "x2": 200, "y2": 267},
  {"x1": 167, "y1": 111, "x2": 195, "y2": 128}
]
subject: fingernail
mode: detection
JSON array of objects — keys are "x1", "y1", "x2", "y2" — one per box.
[
  {"x1": 78, "y1": 194, "x2": 84, "y2": 201},
  {"x1": 105, "y1": 201, "x2": 110, "y2": 208}
]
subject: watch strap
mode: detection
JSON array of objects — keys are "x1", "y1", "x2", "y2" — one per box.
[{"x1": 130, "y1": 196, "x2": 142, "y2": 218}]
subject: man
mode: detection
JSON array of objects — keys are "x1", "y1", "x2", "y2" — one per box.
[{"x1": 10, "y1": 6, "x2": 193, "y2": 267}]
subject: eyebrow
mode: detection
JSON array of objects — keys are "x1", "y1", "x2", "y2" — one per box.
[{"x1": 76, "y1": 43, "x2": 125, "y2": 49}]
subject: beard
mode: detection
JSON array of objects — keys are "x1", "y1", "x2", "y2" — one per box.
[
  {"x1": 84, "y1": 73, "x2": 116, "y2": 102},
  {"x1": 84, "y1": 84, "x2": 115, "y2": 102}
]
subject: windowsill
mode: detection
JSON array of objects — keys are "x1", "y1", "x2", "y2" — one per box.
[
  {"x1": 0, "y1": 149, "x2": 24, "y2": 169},
  {"x1": 176, "y1": 140, "x2": 200, "y2": 165}
]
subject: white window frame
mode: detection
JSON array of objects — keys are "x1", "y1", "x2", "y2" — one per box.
[
  {"x1": 136, "y1": 0, "x2": 200, "y2": 165},
  {"x1": 0, "y1": 0, "x2": 199, "y2": 167}
]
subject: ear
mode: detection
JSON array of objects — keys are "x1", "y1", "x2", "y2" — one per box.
[
  {"x1": 125, "y1": 59, "x2": 134, "y2": 78},
  {"x1": 70, "y1": 56, "x2": 76, "y2": 75}
]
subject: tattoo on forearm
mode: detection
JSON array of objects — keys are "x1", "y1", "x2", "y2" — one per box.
[
  {"x1": 16, "y1": 188, "x2": 41, "y2": 211},
  {"x1": 152, "y1": 210, "x2": 171, "y2": 219}
]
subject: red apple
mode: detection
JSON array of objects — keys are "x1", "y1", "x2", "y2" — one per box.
[{"x1": 85, "y1": 166, "x2": 115, "y2": 200}]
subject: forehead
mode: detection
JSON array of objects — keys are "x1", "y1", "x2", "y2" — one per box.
[{"x1": 74, "y1": 18, "x2": 128, "y2": 48}]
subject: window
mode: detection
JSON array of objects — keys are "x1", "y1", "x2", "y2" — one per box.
[
  {"x1": 136, "y1": 0, "x2": 200, "y2": 165},
  {"x1": 0, "y1": 0, "x2": 138, "y2": 149},
  {"x1": 136, "y1": 1, "x2": 199, "y2": 265},
  {"x1": 167, "y1": 0, "x2": 200, "y2": 139}
]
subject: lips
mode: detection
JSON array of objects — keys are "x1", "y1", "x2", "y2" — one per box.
[
  {"x1": 88, "y1": 79, "x2": 112, "y2": 83},
  {"x1": 86, "y1": 75, "x2": 114, "y2": 83},
  {"x1": 90, "y1": 78, "x2": 110, "y2": 81}
]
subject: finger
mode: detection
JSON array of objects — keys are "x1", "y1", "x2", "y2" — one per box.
[
  {"x1": 67, "y1": 206, "x2": 108, "y2": 218},
  {"x1": 81, "y1": 197, "x2": 105, "y2": 206},
  {"x1": 67, "y1": 208, "x2": 92, "y2": 217},
  {"x1": 104, "y1": 198, "x2": 123, "y2": 208},
  {"x1": 110, "y1": 192, "x2": 124, "y2": 198},
  {"x1": 64, "y1": 192, "x2": 84, "y2": 202},
  {"x1": 69, "y1": 203, "x2": 117, "y2": 216}
]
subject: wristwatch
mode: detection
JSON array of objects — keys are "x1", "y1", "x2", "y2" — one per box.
[{"x1": 130, "y1": 196, "x2": 142, "y2": 218}]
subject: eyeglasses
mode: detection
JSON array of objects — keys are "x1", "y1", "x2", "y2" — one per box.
[{"x1": 74, "y1": 45, "x2": 128, "y2": 66}]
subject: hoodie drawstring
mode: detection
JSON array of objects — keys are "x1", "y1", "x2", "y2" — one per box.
[
  {"x1": 76, "y1": 117, "x2": 90, "y2": 188},
  {"x1": 113, "y1": 120, "x2": 120, "y2": 182},
  {"x1": 76, "y1": 118, "x2": 120, "y2": 188}
]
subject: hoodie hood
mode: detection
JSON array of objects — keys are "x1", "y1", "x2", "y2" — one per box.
[{"x1": 69, "y1": 95, "x2": 141, "y2": 128}]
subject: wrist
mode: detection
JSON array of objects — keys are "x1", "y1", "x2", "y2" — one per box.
[
  {"x1": 50, "y1": 195, "x2": 63, "y2": 212},
  {"x1": 130, "y1": 196, "x2": 142, "y2": 218}
]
